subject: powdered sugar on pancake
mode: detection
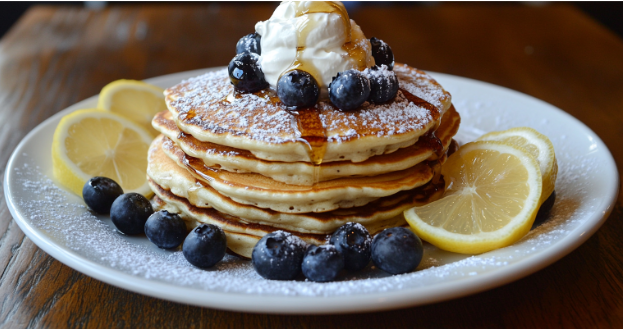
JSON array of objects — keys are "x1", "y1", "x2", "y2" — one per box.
[
  {"x1": 394, "y1": 64, "x2": 448, "y2": 112},
  {"x1": 166, "y1": 70, "x2": 297, "y2": 144},
  {"x1": 165, "y1": 64, "x2": 450, "y2": 145},
  {"x1": 319, "y1": 91, "x2": 432, "y2": 142}
]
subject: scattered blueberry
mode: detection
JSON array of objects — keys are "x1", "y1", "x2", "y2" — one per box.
[
  {"x1": 532, "y1": 190, "x2": 556, "y2": 229},
  {"x1": 329, "y1": 223, "x2": 371, "y2": 271},
  {"x1": 252, "y1": 231, "x2": 306, "y2": 280},
  {"x1": 236, "y1": 32, "x2": 261, "y2": 55},
  {"x1": 302, "y1": 244, "x2": 344, "y2": 282},
  {"x1": 82, "y1": 177, "x2": 123, "y2": 214},
  {"x1": 228, "y1": 52, "x2": 268, "y2": 92},
  {"x1": 328, "y1": 70, "x2": 370, "y2": 111},
  {"x1": 366, "y1": 65, "x2": 399, "y2": 103},
  {"x1": 277, "y1": 70, "x2": 320, "y2": 108},
  {"x1": 110, "y1": 193, "x2": 153, "y2": 235},
  {"x1": 370, "y1": 37, "x2": 394, "y2": 70},
  {"x1": 182, "y1": 224, "x2": 227, "y2": 268},
  {"x1": 144, "y1": 210, "x2": 187, "y2": 249},
  {"x1": 371, "y1": 227, "x2": 423, "y2": 275}
]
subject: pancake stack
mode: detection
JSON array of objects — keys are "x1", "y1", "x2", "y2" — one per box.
[{"x1": 147, "y1": 63, "x2": 460, "y2": 258}]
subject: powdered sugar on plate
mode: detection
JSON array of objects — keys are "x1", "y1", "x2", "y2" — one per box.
[
  {"x1": 7, "y1": 129, "x2": 602, "y2": 297},
  {"x1": 4, "y1": 69, "x2": 616, "y2": 310}
]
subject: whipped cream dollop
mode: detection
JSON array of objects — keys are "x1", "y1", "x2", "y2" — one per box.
[{"x1": 255, "y1": 1, "x2": 375, "y2": 94}]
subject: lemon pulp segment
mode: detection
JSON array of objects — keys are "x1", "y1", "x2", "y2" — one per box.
[
  {"x1": 405, "y1": 141, "x2": 542, "y2": 254},
  {"x1": 52, "y1": 109, "x2": 153, "y2": 196},
  {"x1": 477, "y1": 127, "x2": 557, "y2": 204}
]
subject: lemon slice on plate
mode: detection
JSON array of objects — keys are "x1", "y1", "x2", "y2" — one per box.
[
  {"x1": 97, "y1": 80, "x2": 166, "y2": 135},
  {"x1": 405, "y1": 141, "x2": 542, "y2": 254},
  {"x1": 477, "y1": 127, "x2": 557, "y2": 205},
  {"x1": 52, "y1": 109, "x2": 153, "y2": 197}
]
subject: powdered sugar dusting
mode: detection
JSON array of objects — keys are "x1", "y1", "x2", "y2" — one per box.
[
  {"x1": 9, "y1": 144, "x2": 601, "y2": 297},
  {"x1": 7, "y1": 72, "x2": 614, "y2": 301},
  {"x1": 270, "y1": 230, "x2": 307, "y2": 250},
  {"x1": 319, "y1": 90, "x2": 433, "y2": 142},
  {"x1": 166, "y1": 70, "x2": 296, "y2": 144},
  {"x1": 165, "y1": 66, "x2": 448, "y2": 145},
  {"x1": 395, "y1": 64, "x2": 449, "y2": 112}
]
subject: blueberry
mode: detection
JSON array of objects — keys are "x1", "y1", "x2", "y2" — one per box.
[
  {"x1": 236, "y1": 32, "x2": 261, "y2": 55},
  {"x1": 144, "y1": 210, "x2": 187, "y2": 249},
  {"x1": 302, "y1": 245, "x2": 344, "y2": 282},
  {"x1": 110, "y1": 193, "x2": 153, "y2": 235},
  {"x1": 371, "y1": 227, "x2": 423, "y2": 275},
  {"x1": 277, "y1": 70, "x2": 320, "y2": 108},
  {"x1": 182, "y1": 224, "x2": 227, "y2": 268},
  {"x1": 328, "y1": 70, "x2": 370, "y2": 111},
  {"x1": 329, "y1": 223, "x2": 371, "y2": 271},
  {"x1": 532, "y1": 190, "x2": 556, "y2": 229},
  {"x1": 366, "y1": 65, "x2": 399, "y2": 103},
  {"x1": 82, "y1": 177, "x2": 123, "y2": 214},
  {"x1": 252, "y1": 231, "x2": 306, "y2": 280},
  {"x1": 370, "y1": 37, "x2": 394, "y2": 70},
  {"x1": 228, "y1": 52, "x2": 268, "y2": 92}
]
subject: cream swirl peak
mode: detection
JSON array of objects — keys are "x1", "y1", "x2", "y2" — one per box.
[{"x1": 255, "y1": 1, "x2": 375, "y2": 93}]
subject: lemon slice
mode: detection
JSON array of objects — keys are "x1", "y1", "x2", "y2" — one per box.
[
  {"x1": 52, "y1": 109, "x2": 154, "y2": 197},
  {"x1": 477, "y1": 127, "x2": 557, "y2": 205},
  {"x1": 97, "y1": 80, "x2": 166, "y2": 135},
  {"x1": 404, "y1": 141, "x2": 542, "y2": 254}
]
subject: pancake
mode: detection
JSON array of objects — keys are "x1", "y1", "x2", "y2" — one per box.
[
  {"x1": 153, "y1": 135, "x2": 437, "y2": 213},
  {"x1": 150, "y1": 195, "x2": 326, "y2": 259},
  {"x1": 147, "y1": 142, "x2": 445, "y2": 234},
  {"x1": 152, "y1": 105, "x2": 460, "y2": 185},
  {"x1": 165, "y1": 63, "x2": 451, "y2": 163},
  {"x1": 152, "y1": 189, "x2": 417, "y2": 259}
]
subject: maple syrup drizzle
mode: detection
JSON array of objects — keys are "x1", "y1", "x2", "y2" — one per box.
[
  {"x1": 282, "y1": 2, "x2": 352, "y2": 87},
  {"x1": 419, "y1": 132, "x2": 444, "y2": 159},
  {"x1": 181, "y1": 109, "x2": 197, "y2": 121},
  {"x1": 399, "y1": 88, "x2": 441, "y2": 123},
  {"x1": 182, "y1": 152, "x2": 222, "y2": 184},
  {"x1": 447, "y1": 139, "x2": 460, "y2": 158},
  {"x1": 225, "y1": 88, "x2": 281, "y2": 103},
  {"x1": 415, "y1": 174, "x2": 445, "y2": 202},
  {"x1": 428, "y1": 160, "x2": 443, "y2": 185},
  {"x1": 221, "y1": 87, "x2": 327, "y2": 182},
  {"x1": 294, "y1": 108, "x2": 327, "y2": 164}
]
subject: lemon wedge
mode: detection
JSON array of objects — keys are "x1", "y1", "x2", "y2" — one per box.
[
  {"x1": 52, "y1": 109, "x2": 154, "y2": 197},
  {"x1": 405, "y1": 141, "x2": 542, "y2": 254},
  {"x1": 97, "y1": 80, "x2": 166, "y2": 135},
  {"x1": 477, "y1": 127, "x2": 557, "y2": 205}
]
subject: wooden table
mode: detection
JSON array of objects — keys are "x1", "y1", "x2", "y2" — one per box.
[{"x1": 1, "y1": 3, "x2": 622, "y2": 327}]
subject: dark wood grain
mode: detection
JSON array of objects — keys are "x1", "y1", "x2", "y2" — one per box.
[{"x1": 1, "y1": 3, "x2": 622, "y2": 328}]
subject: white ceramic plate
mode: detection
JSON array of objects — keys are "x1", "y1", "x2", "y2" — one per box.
[{"x1": 4, "y1": 68, "x2": 618, "y2": 314}]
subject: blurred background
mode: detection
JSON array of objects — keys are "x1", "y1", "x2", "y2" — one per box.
[{"x1": 1, "y1": 2, "x2": 622, "y2": 40}]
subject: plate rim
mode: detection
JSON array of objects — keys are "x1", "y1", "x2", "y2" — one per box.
[{"x1": 3, "y1": 68, "x2": 619, "y2": 314}]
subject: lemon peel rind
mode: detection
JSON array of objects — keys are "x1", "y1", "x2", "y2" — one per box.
[
  {"x1": 96, "y1": 79, "x2": 165, "y2": 136},
  {"x1": 52, "y1": 109, "x2": 154, "y2": 197},
  {"x1": 96, "y1": 80, "x2": 165, "y2": 111},
  {"x1": 405, "y1": 141, "x2": 542, "y2": 254}
]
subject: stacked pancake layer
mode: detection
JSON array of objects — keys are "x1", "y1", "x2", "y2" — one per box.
[{"x1": 148, "y1": 64, "x2": 460, "y2": 258}]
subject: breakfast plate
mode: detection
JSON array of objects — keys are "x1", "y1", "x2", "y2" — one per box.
[{"x1": 4, "y1": 67, "x2": 618, "y2": 314}]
